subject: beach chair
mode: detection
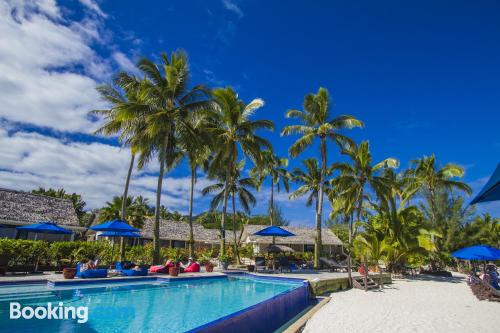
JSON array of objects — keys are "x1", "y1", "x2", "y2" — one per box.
[
  {"x1": 254, "y1": 257, "x2": 267, "y2": 273},
  {"x1": 76, "y1": 262, "x2": 108, "y2": 278},
  {"x1": 320, "y1": 257, "x2": 348, "y2": 272}
]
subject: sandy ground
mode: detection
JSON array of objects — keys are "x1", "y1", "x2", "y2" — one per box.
[{"x1": 304, "y1": 273, "x2": 500, "y2": 333}]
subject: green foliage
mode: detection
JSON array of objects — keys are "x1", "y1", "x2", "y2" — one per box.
[
  {"x1": 127, "y1": 244, "x2": 153, "y2": 265},
  {"x1": 99, "y1": 195, "x2": 150, "y2": 228}
]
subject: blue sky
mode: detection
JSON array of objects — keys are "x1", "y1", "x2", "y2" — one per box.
[{"x1": 0, "y1": 0, "x2": 498, "y2": 225}]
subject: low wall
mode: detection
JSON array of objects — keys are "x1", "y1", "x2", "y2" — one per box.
[{"x1": 309, "y1": 274, "x2": 392, "y2": 295}]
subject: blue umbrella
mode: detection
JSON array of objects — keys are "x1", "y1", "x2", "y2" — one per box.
[
  {"x1": 452, "y1": 245, "x2": 500, "y2": 261},
  {"x1": 470, "y1": 163, "x2": 500, "y2": 205},
  {"x1": 17, "y1": 221, "x2": 72, "y2": 240},
  {"x1": 90, "y1": 219, "x2": 139, "y2": 232},
  {"x1": 97, "y1": 231, "x2": 141, "y2": 238},
  {"x1": 253, "y1": 226, "x2": 296, "y2": 237}
]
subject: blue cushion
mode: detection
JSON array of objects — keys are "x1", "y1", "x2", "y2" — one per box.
[
  {"x1": 121, "y1": 267, "x2": 148, "y2": 276},
  {"x1": 76, "y1": 263, "x2": 108, "y2": 278}
]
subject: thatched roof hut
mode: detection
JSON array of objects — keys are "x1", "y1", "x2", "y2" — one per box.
[
  {"x1": 243, "y1": 225, "x2": 342, "y2": 245},
  {"x1": 0, "y1": 187, "x2": 80, "y2": 227}
]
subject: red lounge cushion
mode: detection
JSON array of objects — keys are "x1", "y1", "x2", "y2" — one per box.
[{"x1": 183, "y1": 262, "x2": 200, "y2": 273}]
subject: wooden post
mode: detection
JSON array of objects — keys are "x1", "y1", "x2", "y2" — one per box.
[{"x1": 363, "y1": 256, "x2": 368, "y2": 291}]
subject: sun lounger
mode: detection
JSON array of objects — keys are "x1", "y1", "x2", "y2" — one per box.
[
  {"x1": 115, "y1": 262, "x2": 148, "y2": 276},
  {"x1": 320, "y1": 257, "x2": 348, "y2": 272},
  {"x1": 183, "y1": 262, "x2": 200, "y2": 273},
  {"x1": 254, "y1": 257, "x2": 267, "y2": 273},
  {"x1": 76, "y1": 263, "x2": 108, "y2": 278},
  {"x1": 278, "y1": 257, "x2": 292, "y2": 273}
]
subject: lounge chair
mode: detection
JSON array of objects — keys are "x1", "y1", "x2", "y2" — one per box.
[
  {"x1": 183, "y1": 262, "x2": 200, "y2": 273},
  {"x1": 320, "y1": 257, "x2": 348, "y2": 272},
  {"x1": 76, "y1": 263, "x2": 108, "y2": 278},
  {"x1": 115, "y1": 262, "x2": 148, "y2": 276},
  {"x1": 254, "y1": 257, "x2": 267, "y2": 273},
  {"x1": 278, "y1": 257, "x2": 292, "y2": 273}
]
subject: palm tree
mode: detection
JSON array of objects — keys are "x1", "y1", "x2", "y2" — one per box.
[
  {"x1": 127, "y1": 51, "x2": 212, "y2": 264},
  {"x1": 282, "y1": 87, "x2": 363, "y2": 268},
  {"x1": 205, "y1": 87, "x2": 273, "y2": 256},
  {"x1": 182, "y1": 113, "x2": 212, "y2": 257},
  {"x1": 331, "y1": 141, "x2": 398, "y2": 283},
  {"x1": 411, "y1": 155, "x2": 472, "y2": 228},
  {"x1": 289, "y1": 158, "x2": 333, "y2": 263},
  {"x1": 250, "y1": 150, "x2": 290, "y2": 228},
  {"x1": 202, "y1": 165, "x2": 257, "y2": 262},
  {"x1": 99, "y1": 195, "x2": 149, "y2": 229},
  {"x1": 90, "y1": 73, "x2": 147, "y2": 260}
]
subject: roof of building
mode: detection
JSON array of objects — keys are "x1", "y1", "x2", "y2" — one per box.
[
  {"x1": 140, "y1": 218, "x2": 236, "y2": 243},
  {"x1": 243, "y1": 225, "x2": 343, "y2": 245},
  {"x1": 0, "y1": 187, "x2": 79, "y2": 227}
]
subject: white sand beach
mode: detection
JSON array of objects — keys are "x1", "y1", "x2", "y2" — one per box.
[{"x1": 304, "y1": 274, "x2": 500, "y2": 333}]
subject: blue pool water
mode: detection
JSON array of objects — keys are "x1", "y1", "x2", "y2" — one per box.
[{"x1": 0, "y1": 276, "x2": 304, "y2": 332}]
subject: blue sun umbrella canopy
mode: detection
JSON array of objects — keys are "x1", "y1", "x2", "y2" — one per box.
[
  {"x1": 97, "y1": 231, "x2": 141, "y2": 238},
  {"x1": 17, "y1": 221, "x2": 73, "y2": 235},
  {"x1": 470, "y1": 163, "x2": 500, "y2": 205},
  {"x1": 253, "y1": 226, "x2": 296, "y2": 237},
  {"x1": 452, "y1": 245, "x2": 500, "y2": 261},
  {"x1": 89, "y1": 219, "x2": 139, "y2": 233}
]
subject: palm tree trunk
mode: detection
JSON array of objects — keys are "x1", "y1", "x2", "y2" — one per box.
[
  {"x1": 153, "y1": 137, "x2": 168, "y2": 264},
  {"x1": 270, "y1": 180, "x2": 275, "y2": 245},
  {"x1": 188, "y1": 166, "x2": 196, "y2": 257},
  {"x1": 220, "y1": 175, "x2": 229, "y2": 257},
  {"x1": 119, "y1": 153, "x2": 135, "y2": 262},
  {"x1": 347, "y1": 212, "x2": 353, "y2": 287},
  {"x1": 314, "y1": 138, "x2": 327, "y2": 269},
  {"x1": 232, "y1": 191, "x2": 240, "y2": 264}
]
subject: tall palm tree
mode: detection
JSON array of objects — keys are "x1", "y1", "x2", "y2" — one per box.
[
  {"x1": 290, "y1": 158, "x2": 333, "y2": 261},
  {"x1": 90, "y1": 76, "x2": 147, "y2": 260},
  {"x1": 125, "y1": 51, "x2": 212, "y2": 264},
  {"x1": 331, "y1": 141, "x2": 398, "y2": 283},
  {"x1": 250, "y1": 150, "x2": 290, "y2": 228},
  {"x1": 205, "y1": 87, "x2": 273, "y2": 256},
  {"x1": 282, "y1": 87, "x2": 363, "y2": 268},
  {"x1": 202, "y1": 165, "x2": 257, "y2": 262},
  {"x1": 99, "y1": 195, "x2": 149, "y2": 229},
  {"x1": 411, "y1": 155, "x2": 472, "y2": 228},
  {"x1": 182, "y1": 113, "x2": 212, "y2": 257}
]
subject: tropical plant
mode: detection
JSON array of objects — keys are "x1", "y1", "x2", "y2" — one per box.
[
  {"x1": 205, "y1": 87, "x2": 273, "y2": 256},
  {"x1": 282, "y1": 87, "x2": 363, "y2": 268},
  {"x1": 98, "y1": 195, "x2": 149, "y2": 229},
  {"x1": 330, "y1": 140, "x2": 398, "y2": 282}
]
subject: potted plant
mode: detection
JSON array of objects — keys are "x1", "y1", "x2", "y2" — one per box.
[
  {"x1": 63, "y1": 267, "x2": 76, "y2": 279},
  {"x1": 169, "y1": 250, "x2": 183, "y2": 277},
  {"x1": 219, "y1": 254, "x2": 231, "y2": 270},
  {"x1": 200, "y1": 250, "x2": 215, "y2": 273}
]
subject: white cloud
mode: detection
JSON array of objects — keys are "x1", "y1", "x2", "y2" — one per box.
[
  {"x1": 0, "y1": 129, "x2": 214, "y2": 212},
  {"x1": 78, "y1": 0, "x2": 107, "y2": 18},
  {"x1": 0, "y1": 0, "x2": 109, "y2": 132},
  {"x1": 112, "y1": 51, "x2": 140, "y2": 75},
  {"x1": 222, "y1": 0, "x2": 243, "y2": 18}
]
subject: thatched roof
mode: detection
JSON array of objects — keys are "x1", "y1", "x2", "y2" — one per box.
[
  {"x1": 243, "y1": 225, "x2": 343, "y2": 246},
  {"x1": 0, "y1": 187, "x2": 79, "y2": 227},
  {"x1": 140, "y1": 218, "x2": 235, "y2": 243}
]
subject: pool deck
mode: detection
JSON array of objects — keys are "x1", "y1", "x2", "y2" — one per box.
[{"x1": 0, "y1": 269, "x2": 391, "y2": 295}]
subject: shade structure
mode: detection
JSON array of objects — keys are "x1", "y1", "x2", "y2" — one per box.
[
  {"x1": 263, "y1": 244, "x2": 295, "y2": 253},
  {"x1": 17, "y1": 221, "x2": 72, "y2": 235},
  {"x1": 97, "y1": 231, "x2": 141, "y2": 238},
  {"x1": 470, "y1": 163, "x2": 500, "y2": 205},
  {"x1": 253, "y1": 226, "x2": 296, "y2": 237},
  {"x1": 90, "y1": 219, "x2": 139, "y2": 232},
  {"x1": 452, "y1": 245, "x2": 500, "y2": 261}
]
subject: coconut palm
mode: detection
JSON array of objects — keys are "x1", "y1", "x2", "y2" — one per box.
[
  {"x1": 126, "y1": 51, "x2": 212, "y2": 264},
  {"x1": 330, "y1": 141, "x2": 398, "y2": 283},
  {"x1": 289, "y1": 158, "x2": 333, "y2": 264},
  {"x1": 250, "y1": 150, "x2": 290, "y2": 227},
  {"x1": 202, "y1": 165, "x2": 257, "y2": 263},
  {"x1": 282, "y1": 87, "x2": 363, "y2": 268},
  {"x1": 411, "y1": 155, "x2": 472, "y2": 228},
  {"x1": 99, "y1": 195, "x2": 149, "y2": 229},
  {"x1": 205, "y1": 87, "x2": 274, "y2": 256}
]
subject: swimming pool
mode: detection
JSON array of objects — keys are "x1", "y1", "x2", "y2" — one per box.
[{"x1": 0, "y1": 274, "x2": 309, "y2": 332}]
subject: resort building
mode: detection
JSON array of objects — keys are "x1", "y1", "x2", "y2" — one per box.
[
  {"x1": 0, "y1": 187, "x2": 83, "y2": 240},
  {"x1": 241, "y1": 225, "x2": 344, "y2": 255}
]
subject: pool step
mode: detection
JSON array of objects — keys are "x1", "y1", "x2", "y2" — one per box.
[
  {"x1": 0, "y1": 291, "x2": 56, "y2": 302},
  {"x1": 351, "y1": 276, "x2": 379, "y2": 290}
]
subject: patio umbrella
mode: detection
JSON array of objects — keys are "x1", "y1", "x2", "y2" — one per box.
[
  {"x1": 254, "y1": 226, "x2": 296, "y2": 270},
  {"x1": 89, "y1": 219, "x2": 139, "y2": 232},
  {"x1": 17, "y1": 221, "x2": 72, "y2": 240},
  {"x1": 452, "y1": 245, "x2": 500, "y2": 261},
  {"x1": 470, "y1": 163, "x2": 500, "y2": 205},
  {"x1": 263, "y1": 244, "x2": 295, "y2": 253}
]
